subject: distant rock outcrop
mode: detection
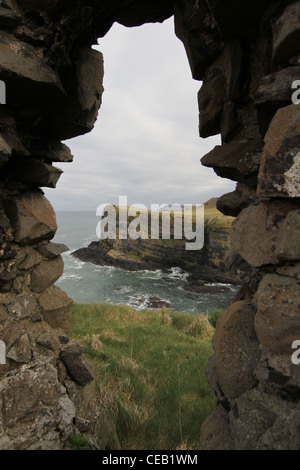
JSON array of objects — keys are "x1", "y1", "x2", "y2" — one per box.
[{"x1": 72, "y1": 199, "x2": 241, "y2": 287}]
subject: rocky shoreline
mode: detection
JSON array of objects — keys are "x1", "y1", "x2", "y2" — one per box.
[
  {"x1": 72, "y1": 200, "x2": 241, "y2": 296},
  {"x1": 72, "y1": 236, "x2": 242, "y2": 297}
]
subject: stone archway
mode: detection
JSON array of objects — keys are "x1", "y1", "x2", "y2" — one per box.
[{"x1": 0, "y1": 0, "x2": 299, "y2": 450}]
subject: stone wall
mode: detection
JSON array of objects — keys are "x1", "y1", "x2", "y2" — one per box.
[
  {"x1": 0, "y1": 0, "x2": 299, "y2": 450},
  {"x1": 175, "y1": 0, "x2": 300, "y2": 450}
]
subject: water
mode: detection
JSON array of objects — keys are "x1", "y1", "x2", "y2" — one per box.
[{"x1": 53, "y1": 212, "x2": 238, "y2": 314}]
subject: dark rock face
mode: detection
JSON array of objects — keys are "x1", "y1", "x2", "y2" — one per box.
[{"x1": 0, "y1": 0, "x2": 299, "y2": 451}]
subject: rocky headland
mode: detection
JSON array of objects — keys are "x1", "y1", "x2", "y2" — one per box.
[{"x1": 72, "y1": 198, "x2": 241, "y2": 294}]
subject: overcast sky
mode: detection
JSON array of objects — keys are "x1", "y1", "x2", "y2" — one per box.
[{"x1": 44, "y1": 17, "x2": 235, "y2": 212}]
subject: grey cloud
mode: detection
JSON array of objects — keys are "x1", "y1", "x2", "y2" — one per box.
[{"x1": 45, "y1": 18, "x2": 235, "y2": 212}]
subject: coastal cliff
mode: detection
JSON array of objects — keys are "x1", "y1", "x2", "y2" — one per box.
[{"x1": 72, "y1": 199, "x2": 241, "y2": 288}]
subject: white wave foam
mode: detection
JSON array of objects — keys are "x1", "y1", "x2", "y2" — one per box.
[
  {"x1": 168, "y1": 267, "x2": 189, "y2": 281},
  {"x1": 73, "y1": 259, "x2": 85, "y2": 269},
  {"x1": 58, "y1": 273, "x2": 83, "y2": 282}
]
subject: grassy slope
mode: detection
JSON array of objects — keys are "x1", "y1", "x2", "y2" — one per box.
[{"x1": 70, "y1": 303, "x2": 222, "y2": 450}]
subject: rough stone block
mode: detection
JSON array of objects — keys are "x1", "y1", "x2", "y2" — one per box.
[
  {"x1": 7, "y1": 333, "x2": 31, "y2": 363},
  {"x1": 38, "y1": 285, "x2": 73, "y2": 333},
  {"x1": 256, "y1": 66, "x2": 300, "y2": 106},
  {"x1": 254, "y1": 345, "x2": 300, "y2": 402},
  {"x1": 7, "y1": 294, "x2": 37, "y2": 321},
  {"x1": 213, "y1": 301, "x2": 260, "y2": 399},
  {"x1": 30, "y1": 140, "x2": 73, "y2": 163},
  {"x1": 174, "y1": 0, "x2": 222, "y2": 80},
  {"x1": 49, "y1": 47, "x2": 104, "y2": 140},
  {"x1": 229, "y1": 388, "x2": 280, "y2": 450},
  {"x1": 276, "y1": 262, "x2": 300, "y2": 280},
  {"x1": 4, "y1": 192, "x2": 57, "y2": 245},
  {"x1": 198, "y1": 73, "x2": 225, "y2": 138},
  {"x1": 0, "y1": 134, "x2": 12, "y2": 169},
  {"x1": 0, "y1": 0, "x2": 21, "y2": 28},
  {"x1": 200, "y1": 405, "x2": 233, "y2": 450},
  {"x1": 17, "y1": 249, "x2": 41, "y2": 270},
  {"x1": 216, "y1": 190, "x2": 253, "y2": 217},
  {"x1": 114, "y1": 0, "x2": 174, "y2": 27},
  {"x1": 272, "y1": 2, "x2": 300, "y2": 65},
  {"x1": 254, "y1": 274, "x2": 300, "y2": 355},
  {"x1": 257, "y1": 104, "x2": 300, "y2": 198},
  {"x1": 231, "y1": 201, "x2": 299, "y2": 267},
  {"x1": 37, "y1": 242, "x2": 69, "y2": 259},
  {"x1": 201, "y1": 140, "x2": 263, "y2": 184},
  {"x1": 2, "y1": 158, "x2": 63, "y2": 188},
  {"x1": 274, "y1": 209, "x2": 300, "y2": 262},
  {"x1": 0, "y1": 362, "x2": 65, "y2": 449},
  {"x1": 60, "y1": 342, "x2": 95, "y2": 386},
  {"x1": 0, "y1": 31, "x2": 66, "y2": 107},
  {"x1": 30, "y1": 256, "x2": 64, "y2": 293},
  {"x1": 205, "y1": 0, "x2": 277, "y2": 38}
]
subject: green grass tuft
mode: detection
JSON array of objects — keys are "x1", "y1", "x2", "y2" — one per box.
[{"x1": 70, "y1": 303, "x2": 220, "y2": 450}]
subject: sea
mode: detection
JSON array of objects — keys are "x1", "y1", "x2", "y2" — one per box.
[{"x1": 53, "y1": 211, "x2": 238, "y2": 315}]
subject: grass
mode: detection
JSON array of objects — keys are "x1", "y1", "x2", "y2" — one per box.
[
  {"x1": 70, "y1": 303, "x2": 222, "y2": 450},
  {"x1": 65, "y1": 434, "x2": 91, "y2": 450},
  {"x1": 203, "y1": 198, "x2": 234, "y2": 228}
]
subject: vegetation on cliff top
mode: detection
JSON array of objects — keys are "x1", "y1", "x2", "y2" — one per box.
[
  {"x1": 70, "y1": 303, "x2": 222, "y2": 450},
  {"x1": 72, "y1": 198, "x2": 237, "y2": 283}
]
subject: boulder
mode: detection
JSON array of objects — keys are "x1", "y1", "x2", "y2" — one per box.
[
  {"x1": 4, "y1": 192, "x2": 57, "y2": 245},
  {"x1": 257, "y1": 105, "x2": 300, "y2": 198},
  {"x1": 38, "y1": 285, "x2": 73, "y2": 333},
  {"x1": 213, "y1": 301, "x2": 260, "y2": 399},
  {"x1": 30, "y1": 256, "x2": 64, "y2": 293},
  {"x1": 254, "y1": 274, "x2": 300, "y2": 355}
]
